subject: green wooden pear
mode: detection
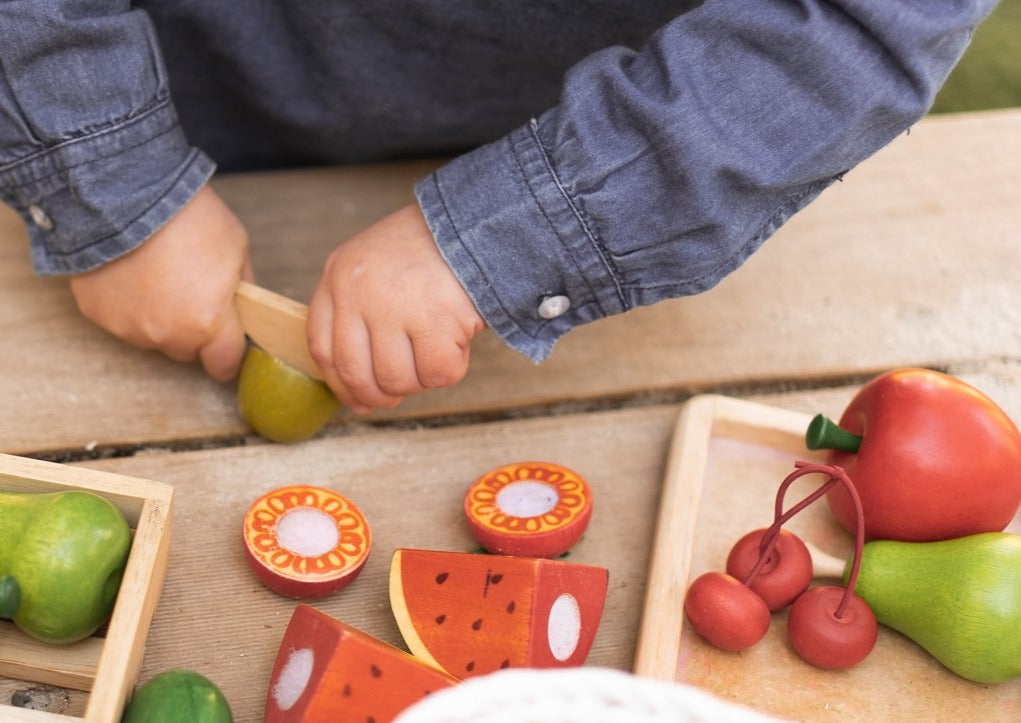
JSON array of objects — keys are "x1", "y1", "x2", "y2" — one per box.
[{"x1": 846, "y1": 532, "x2": 1021, "y2": 683}]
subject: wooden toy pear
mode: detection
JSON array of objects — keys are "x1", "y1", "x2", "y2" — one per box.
[{"x1": 845, "y1": 532, "x2": 1021, "y2": 683}]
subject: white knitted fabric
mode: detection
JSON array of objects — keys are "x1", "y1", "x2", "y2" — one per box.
[{"x1": 395, "y1": 667, "x2": 785, "y2": 723}]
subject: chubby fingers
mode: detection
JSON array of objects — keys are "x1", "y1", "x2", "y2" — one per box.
[{"x1": 307, "y1": 293, "x2": 401, "y2": 414}]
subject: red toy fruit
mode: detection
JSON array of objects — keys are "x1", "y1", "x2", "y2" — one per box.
[
  {"x1": 242, "y1": 485, "x2": 371, "y2": 599},
  {"x1": 683, "y1": 571, "x2": 770, "y2": 651},
  {"x1": 264, "y1": 604, "x2": 457, "y2": 722},
  {"x1": 464, "y1": 461, "x2": 593, "y2": 558},
  {"x1": 726, "y1": 528, "x2": 812, "y2": 611},
  {"x1": 807, "y1": 368, "x2": 1021, "y2": 541},
  {"x1": 686, "y1": 462, "x2": 877, "y2": 671},
  {"x1": 788, "y1": 585, "x2": 877, "y2": 671},
  {"x1": 390, "y1": 549, "x2": 608, "y2": 679}
]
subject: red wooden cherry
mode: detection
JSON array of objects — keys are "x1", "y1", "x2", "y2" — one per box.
[
  {"x1": 726, "y1": 528, "x2": 813, "y2": 611},
  {"x1": 787, "y1": 585, "x2": 877, "y2": 670},
  {"x1": 683, "y1": 571, "x2": 770, "y2": 651}
]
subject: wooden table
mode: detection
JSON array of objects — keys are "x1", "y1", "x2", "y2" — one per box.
[{"x1": 2, "y1": 108, "x2": 1020, "y2": 722}]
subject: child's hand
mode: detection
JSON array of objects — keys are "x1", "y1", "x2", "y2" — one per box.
[
  {"x1": 69, "y1": 184, "x2": 253, "y2": 381},
  {"x1": 308, "y1": 203, "x2": 485, "y2": 414}
]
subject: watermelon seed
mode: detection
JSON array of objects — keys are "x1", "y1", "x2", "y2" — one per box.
[
  {"x1": 466, "y1": 661, "x2": 475, "y2": 672},
  {"x1": 500, "y1": 659, "x2": 510, "y2": 668},
  {"x1": 491, "y1": 573, "x2": 503, "y2": 584},
  {"x1": 343, "y1": 683, "x2": 352, "y2": 697},
  {"x1": 506, "y1": 600, "x2": 516, "y2": 613},
  {"x1": 435, "y1": 614, "x2": 446, "y2": 625},
  {"x1": 370, "y1": 664, "x2": 382, "y2": 678},
  {"x1": 471, "y1": 618, "x2": 483, "y2": 631},
  {"x1": 435, "y1": 572, "x2": 449, "y2": 584}
]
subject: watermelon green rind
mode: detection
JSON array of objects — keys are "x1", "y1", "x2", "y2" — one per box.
[{"x1": 122, "y1": 669, "x2": 233, "y2": 723}]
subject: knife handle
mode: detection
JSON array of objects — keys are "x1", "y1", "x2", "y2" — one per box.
[{"x1": 235, "y1": 280, "x2": 323, "y2": 380}]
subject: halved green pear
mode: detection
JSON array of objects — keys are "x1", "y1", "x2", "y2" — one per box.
[{"x1": 237, "y1": 346, "x2": 339, "y2": 443}]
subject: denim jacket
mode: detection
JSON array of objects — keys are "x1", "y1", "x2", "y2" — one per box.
[{"x1": 0, "y1": 1, "x2": 995, "y2": 362}]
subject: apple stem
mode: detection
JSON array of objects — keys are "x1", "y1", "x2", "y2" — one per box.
[
  {"x1": 0, "y1": 575, "x2": 21, "y2": 618},
  {"x1": 805, "y1": 414, "x2": 862, "y2": 453}
]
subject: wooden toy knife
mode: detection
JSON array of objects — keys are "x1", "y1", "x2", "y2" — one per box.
[{"x1": 234, "y1": 280, "x2": 323, "y2": 380}]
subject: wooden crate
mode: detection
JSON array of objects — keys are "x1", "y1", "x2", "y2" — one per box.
[
  {"x1": 634, "y1": 395, "x2": 1021, "y2": 721},
  {"x1": 0, "y1": 453, "x2": 173, "y2": 723}
]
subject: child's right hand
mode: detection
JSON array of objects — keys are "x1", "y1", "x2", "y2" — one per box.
[{"x1": 69, "y1": 184, "x2": 254, "y2": 381}]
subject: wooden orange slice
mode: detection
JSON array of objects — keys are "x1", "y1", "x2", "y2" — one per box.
[
  {"x1": 464, "y1": 461, "x2": 593, "y2": 558},
  {"x1": 389, "y1": 549, "x2": 608, "y2": 680},
  {"x1": 242, "y1": 485, "x2": 371, "y2": 599},
  {"x1": 264, "y1": 604, "x2": 457, "y2": 722}
]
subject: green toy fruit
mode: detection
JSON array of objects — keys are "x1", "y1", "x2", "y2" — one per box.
[
  {"x1": 847, "y1": 532, "x2": 1021, "y2": 683},
  {"x1": 0, "y1": 489, "x2": 131, "y2": 644},
  {"x1": 122, "y1": 669, "x2": 233, "y2": 723},
  {"x1": 237, "y1": 345, "x2": 339, "y2": 443}
]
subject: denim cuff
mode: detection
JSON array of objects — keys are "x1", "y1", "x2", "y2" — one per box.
[
  {"x1": 0, "y1": 98, "x2": 215, "y2": 275},
  {"x1": 415, "y1": 117, "x2": 627, "y2": 363}
]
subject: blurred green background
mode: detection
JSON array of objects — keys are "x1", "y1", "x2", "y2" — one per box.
[{"x1": 931, "y1": 0, "x2": 1021, "y2": 113}]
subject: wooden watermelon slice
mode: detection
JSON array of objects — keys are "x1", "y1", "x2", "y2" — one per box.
[
  {"x1": 389, "y1": 549, "x2": 608, "y2": 679},
  {"x1": 264, "y1": 604, "x2": 457, "y2": 722}
]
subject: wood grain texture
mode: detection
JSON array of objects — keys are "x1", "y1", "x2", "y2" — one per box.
[
  {"x1": 71, "y1": 405, "x2": 679, "y2": 721},
  {"x1": 2, "y1": 110, "x2": 1020, "y2": 453}
]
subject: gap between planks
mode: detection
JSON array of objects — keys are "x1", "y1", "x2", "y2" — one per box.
[{"x1": 17, "y1": 369, "x2": 900, "y2": 465}]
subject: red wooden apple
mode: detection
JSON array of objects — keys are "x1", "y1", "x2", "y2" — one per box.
[{"x1": 807, "y1": 368, "x2": 1021, "y2": 541}]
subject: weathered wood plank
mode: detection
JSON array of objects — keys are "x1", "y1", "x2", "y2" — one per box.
[
  {"x1": 2, "y1": 110, "x2": 1019, "y2": 454},
  {"x1": 4, "y1": 371, "x2": 1019, "y2": 719},
  {"x1": 71, "y1": 404, "x2": 681, "y2": 722}
]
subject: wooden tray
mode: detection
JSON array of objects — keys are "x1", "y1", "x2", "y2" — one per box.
[
  {"x1": 633, "y1": 395, "x2": 1021, "y2": 721},
  {"x1": 0, "y1": 454, "x2": 173, "y2": 723}
]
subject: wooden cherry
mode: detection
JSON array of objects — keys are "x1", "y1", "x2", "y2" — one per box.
[
  {"x1": 780, "y1": 463, "x2": 877, "y2": 670},
  {"x1": 788, "y1": 585, "x2": 877, "y2": 670},
  {"x1": 725, "y1": 459, "x2": 839, "y2": 612},
  {"x1": 726, "y1": 528, "x2": 812, "y2": 611},
  {"x1": 683, "y1": 571, "x2": 770, "y2": 651}
]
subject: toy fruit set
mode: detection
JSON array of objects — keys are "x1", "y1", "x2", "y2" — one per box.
[
  {"x1": 683, "y1": 368, "x2": 1021, "y2": 683},
  {"x1": 0, "y1": 452, "x2": 173, "y2": 723},
  {"x1": 253, "y1": 461, "x2": 607, "y2": 721}
]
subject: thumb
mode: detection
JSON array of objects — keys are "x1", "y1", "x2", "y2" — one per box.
[{"x1": 199, "y1": 302, "x2": 248, "y2": 382}]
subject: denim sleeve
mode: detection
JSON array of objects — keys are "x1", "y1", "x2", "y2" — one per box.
[
  {"x1": 0, "y1": 1, "x2": 214, "y2": 275},
  {"x1": 416, "y1": 0, "x2": 997, "y2": 363}
]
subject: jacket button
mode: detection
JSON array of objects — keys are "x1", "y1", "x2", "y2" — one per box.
[
  {"x1": 28, "y1": 204, "x2": 54, "y2": 231},
  {"x1": 537, "y1": 295, "x2": 571, "y2": 319}
]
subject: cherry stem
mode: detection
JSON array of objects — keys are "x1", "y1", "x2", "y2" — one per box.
[{"x1": 743, "y1": 461, "x2": 866, "y2": 620}]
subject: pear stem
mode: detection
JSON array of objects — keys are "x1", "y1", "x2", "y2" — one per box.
[
  {"x1": 805, "y1": 414, "x2": 862, "y2": 453},
  {"x1": 0, "y1": 575, "x2": 21, "y2": 619}
]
